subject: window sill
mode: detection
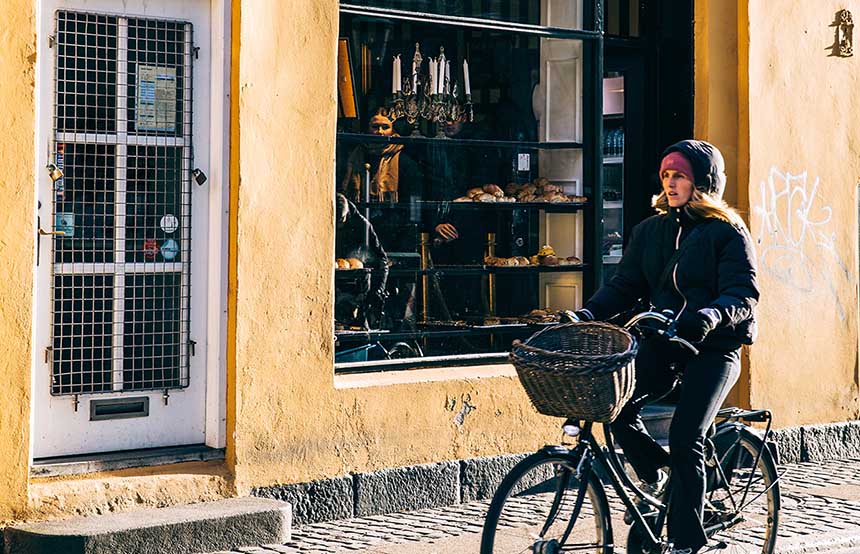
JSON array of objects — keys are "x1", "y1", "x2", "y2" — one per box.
[
  {"x1": 31, "y1": 445, "x2": 225, "y2": 478},
  {"x1": 334, "y1": 362, "x2": 517, "y2": 389}
]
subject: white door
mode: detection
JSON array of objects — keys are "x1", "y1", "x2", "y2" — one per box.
[
  {"x1": 33, "y1": 0, "x2": 212, "y2": 458},
  {"x1": 535, "y1": 1, "x2": 584, "y2": 310}
]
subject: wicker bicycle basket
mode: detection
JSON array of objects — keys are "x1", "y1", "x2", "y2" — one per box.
[{"x1": 510, "y1": 321, "x2": 639, "y2": 423}]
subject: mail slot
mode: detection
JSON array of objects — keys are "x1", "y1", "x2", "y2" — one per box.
[{"x1": 90, "y1": 397, "x2": 150, "y2": 421}]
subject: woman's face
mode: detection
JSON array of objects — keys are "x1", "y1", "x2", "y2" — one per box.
[{"x1": 661, "y1": 169, "x2": 695, "y2": 207}]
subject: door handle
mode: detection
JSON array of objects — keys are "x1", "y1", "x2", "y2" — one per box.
[{"x1": 38, "y1": 228, "x2": 65, "y2": 236}]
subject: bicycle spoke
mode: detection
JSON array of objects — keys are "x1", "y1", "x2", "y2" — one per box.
[
  {"x1": 704, "y1": 432, "x2": 779, "y2": 554},
  {"x1": 481, "y1": 452, "x2": 611, "y2": 554}
]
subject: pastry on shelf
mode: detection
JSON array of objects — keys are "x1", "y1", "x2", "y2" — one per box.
[
  {"x1": 346, "y1": 257, "x2": 364, "y2": 269},
  {"x1": 557, "y1": 256, "x2": 582, "y2": 266},
  {"x1": 482, "y1": 183, "x2": 505, "y2": 197},
  {"x1": 335, "y1": 258, "x2": 351, "y2": 269},
  {"x1": 520, "y1": 308, "x2": 562, "y2": 324},
  {"x1": 541, "y1": 254, "x2": 560, "y2": 266},
  {"x1": 537, "y1": 244, "x2": 556, "y2": 257},
  {"x1": 419, "y1": 319, "x2": 469, "y2": 328},
  {"x1": 453, "y1": 196, "x2": 473, "y2": 202},
  {"x1": 466, "y1": 187, "x2": 484, "y2": 198},
  {"x1": 475, "y1": 193, "x2": 497, "y2": 202}
]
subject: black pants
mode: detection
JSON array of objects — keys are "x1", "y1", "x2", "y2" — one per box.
[{"x1": 610, "y1": 337, "x2": 741, "y2": 552}]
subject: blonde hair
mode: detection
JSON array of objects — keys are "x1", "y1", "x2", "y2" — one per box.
[{"x1": 652, "y1": 188, "x2": 748, "y2": 229}]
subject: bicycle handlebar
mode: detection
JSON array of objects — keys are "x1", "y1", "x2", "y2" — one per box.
[
  {"x1": 623, "y1": 310, "x2": 699, "y2": 355},
  {"x1": 561, "y1": 309, "x2": 699, "y2": 355}
]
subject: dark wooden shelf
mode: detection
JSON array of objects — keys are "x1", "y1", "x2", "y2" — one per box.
[
  {"x1": 336, "y1": 132, "x2": 582, "y2": 150},
  {"x1": 353, "y1": 200, "x2": 586, "y2": 213},
  {"x1": 334, "y1": 322, "x2": 554, "y2": 344},
  {"x1": 334, "y1": 264, "x2": 588, "y2": 277}
]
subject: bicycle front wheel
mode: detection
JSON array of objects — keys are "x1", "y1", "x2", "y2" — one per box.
[
  {"x1": 705, "y1": 428, "x2": 780, "y2": 554},
  {"x1": 480, "y1": 450, "x2": 613, "y2": 554}
]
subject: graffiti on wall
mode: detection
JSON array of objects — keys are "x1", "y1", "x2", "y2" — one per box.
[{"x1": 752, "y1": 167, "x2": 851, "y2": 320}]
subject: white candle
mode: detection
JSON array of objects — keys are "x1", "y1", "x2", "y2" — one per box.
[
  {"x1": 412, "y1": 44, "x2": 419, "y2": 92},
  {"x1": 429, "y1": 58, "x2": 436, "y2": 95},
  {"x1": 395, "y1": 55, "x2": 401, "y2": 92},
  {"x1": 463, "y1": 59, "x2": 471, "y2": 95},
  {"x1": 445, "y1": 61, "x2": 451, "y2": 95},
  {"x1": 437, "y1": 53, "x2": 445, "y2": 93},
  {"x1": 392, "y1": 56, "x2": 397, "y2": 94}
]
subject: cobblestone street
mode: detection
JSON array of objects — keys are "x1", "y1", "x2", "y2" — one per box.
[{"x1": 203, "y1": 457, "x2": 860, "y2": 554}]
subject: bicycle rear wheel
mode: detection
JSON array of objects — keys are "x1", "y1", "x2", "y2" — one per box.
[
  {"x1": 705, "y1": 428, "x2": 780, "y2": 554},
  {"x1": 480, "y1": 450, "x2": 613, "y2": 554}
]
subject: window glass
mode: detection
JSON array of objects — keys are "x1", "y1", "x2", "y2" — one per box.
[{"x1": 335, "y1": 6, "x2": 589, "y2": 370}]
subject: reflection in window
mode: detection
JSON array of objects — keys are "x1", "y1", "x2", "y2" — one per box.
[{"x1": 334, "y1": 3, "x2": 593, "y2": 371}]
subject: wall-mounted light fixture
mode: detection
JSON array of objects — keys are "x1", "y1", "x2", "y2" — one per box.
[{"x1": 833, "y1": 9, "x2": 854, "y2": 57}]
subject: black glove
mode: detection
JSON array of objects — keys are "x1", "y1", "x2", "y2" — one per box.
[{"x1": 675, "y1": 308, "x2": 721, "y2": 343}]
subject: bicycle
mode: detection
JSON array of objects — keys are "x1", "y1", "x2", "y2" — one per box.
[{"x1": 480, "y1": 310, "x2": 782, "y2": 554}]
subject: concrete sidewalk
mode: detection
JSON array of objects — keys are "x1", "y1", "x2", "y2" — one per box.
[{"x1": 206, "y1": 457, "x2": 860, "y2": 554}]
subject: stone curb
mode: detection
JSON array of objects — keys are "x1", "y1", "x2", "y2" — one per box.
[
  {"x1": 771, "y1": 420, "x2": 860, "y2": 464},
  {"x1": 3, "y1": 497, "x2": 290, "y2": 554},
  {"x1": 250, "y1": 420, "x2": 860, "y2": 527}
]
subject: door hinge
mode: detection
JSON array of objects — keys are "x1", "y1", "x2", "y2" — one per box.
[
  {"x1": 189, "y1": 339, "x2": 197, "y2": 356},
  {"x1": 192, "y1": 46, "x2": 200, "y2": 59},
  {"x1": 44, "y1": 346, "x2": 53, "y2": 364},
  {"x1": 48, "y1": 34, "x2": 55, "y2": 48},
  {"x1": 163, "y1": 389, "x2": 170, "y2": 406},
  {"x1": 72, "y1": 394, "x2": 79, "y2": 412}
]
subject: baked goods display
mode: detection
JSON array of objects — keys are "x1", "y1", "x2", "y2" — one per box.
[
  {"x1": 335, "y1": 257, "x2": 365, "y2": 269},
  {"x1": 452, "y1": 179, "x2": 587, "y2": 204},
  {"x1": 484, "y1": 244, "x2": 582, "y2": 268},
  {"x1": 519, "y1": 309, "x2": 563, "y2": 324}
]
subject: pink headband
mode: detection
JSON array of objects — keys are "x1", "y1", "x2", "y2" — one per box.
[{"x1": 660, "y1": 151, "x2": 695, "y2": 181}]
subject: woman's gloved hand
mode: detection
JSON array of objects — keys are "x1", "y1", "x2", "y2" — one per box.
[
  {"x1": 560, "y1": 309, "x2": 595, "y2": 323},
  {"x1": 675, "y1": 308, "x2": 722, "y2": 343}
]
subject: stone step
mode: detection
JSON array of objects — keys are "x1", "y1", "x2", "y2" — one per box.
[{"x1": 4, "y1": 497, "x2": 291, "y2": 554}]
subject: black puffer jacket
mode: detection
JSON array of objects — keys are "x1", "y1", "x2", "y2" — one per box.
[{"x1": 585, "y1": 208, "x2": 759, "y2": 350}]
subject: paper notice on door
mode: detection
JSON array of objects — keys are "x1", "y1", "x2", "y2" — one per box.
[{"x1": 137, "y1": 65, "x2": 177, "y2": 132}]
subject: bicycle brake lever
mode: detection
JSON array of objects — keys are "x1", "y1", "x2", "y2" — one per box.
[
  {"x1": 656, "y1": 329, "x2": 700, "y2": 355},
  {"x1": 668, "y1": 334, "x2": 699, "y2": 355}
]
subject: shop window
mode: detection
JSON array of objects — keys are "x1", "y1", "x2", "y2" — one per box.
[
  {"x1": 334, "y1": 1, "x2": 602, "y2": 371},
  {"x1": 604, "y1": 0, "x2": 640, "y2": 37}
]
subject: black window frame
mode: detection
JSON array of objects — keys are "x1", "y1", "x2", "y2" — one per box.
[{"x1": 334, "y1": 1, "x2": 604, "y2": 374}]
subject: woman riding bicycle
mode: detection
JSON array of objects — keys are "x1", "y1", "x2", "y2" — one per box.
[{"x1": 574, "y1": 140, "x2": 759, "y2": 554}]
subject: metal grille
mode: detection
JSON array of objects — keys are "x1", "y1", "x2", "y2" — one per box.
[{"x1": 50, "y1": 10, "x2": 193, "y2": 395}]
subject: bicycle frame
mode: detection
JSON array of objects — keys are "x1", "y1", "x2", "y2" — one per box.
[
  {"x1": 590, "y1": 406, "x2": 783, "y2": 546},
  {"x1": 559, "y1": 422, "x2": 668, "y2": 551}
]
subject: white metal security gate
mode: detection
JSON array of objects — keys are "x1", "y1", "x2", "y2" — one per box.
[{"x1": 34, "y1": 0, "x2": 213, "y2": 459}]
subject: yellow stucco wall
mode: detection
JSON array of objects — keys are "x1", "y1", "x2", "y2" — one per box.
[
  {"x1": 743, "y1": 0, "x2": 860, "y2": 426},
  {"x1": 693, "y1": 0, "x2": 750, "y2": 411},
  {"x1": 0, "y1": 0, "x2": 36, "y2": 521},
  {"x1": 2, "y1": 0, "x2": 858, "y2": 524},
  {"x1": 229, "y1": 0, "x2": 561, "y2": 491}
]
